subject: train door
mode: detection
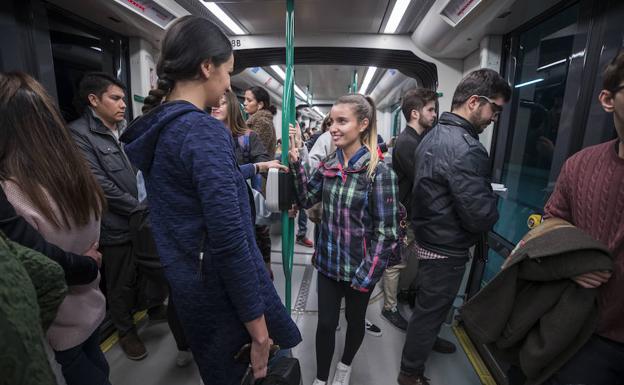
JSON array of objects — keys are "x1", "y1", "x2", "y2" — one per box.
[
  {"x1": 47, "y1": 5, "x2": 131, "y2": 122},
  {"x1": 464, "y1": 0, "x2": 624, "y2": 383}
]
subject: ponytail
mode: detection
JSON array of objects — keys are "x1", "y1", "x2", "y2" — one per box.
[
  {"x1": 142, "y1": 77, "x2": 174, "y2": 114},
  {"x1": 334, "y1": 93, "x2": 379, "y2": 179},
  {"x1": 267, "y1": 104, "x2": 277, "y2": 115},
  {"x1": 363, "y1": 95, "x2": 379, "y2": 180}
]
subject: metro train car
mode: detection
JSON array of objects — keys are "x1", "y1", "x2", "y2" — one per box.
[{"x1": 1, "y1": 0, "x2": 623, "y2": 385}]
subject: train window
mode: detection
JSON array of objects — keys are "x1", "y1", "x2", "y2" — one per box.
[{"x1": 493, "y1": 3, "x2": 581, "y2": 246}]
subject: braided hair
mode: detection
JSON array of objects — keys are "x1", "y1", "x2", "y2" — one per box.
[{"x1": 142, "y1": 16, "x2": 232, "y2": 114}]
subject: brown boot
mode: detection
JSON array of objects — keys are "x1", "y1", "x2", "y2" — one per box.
[
  {"x1": 119, "y1": 330, "x2": 148, "y2": 360},
  {"x1": 397, "y1": 371, "x2": 430, "y2": 385}
]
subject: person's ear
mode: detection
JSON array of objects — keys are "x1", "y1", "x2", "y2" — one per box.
[
  {"x1": 359, "y1": 118, "x2": 369, "y2": 133},
  {"x1": 87, "y1": 94, "x2": 99, "y2": 108},
  {"x1": 411, "y1": 109, "x2": 420, "y2": 122},
  {"x1": 258, "y1": 101, "x2": 265, "y2": 110},
  {"x1": 200, "y1": 60, "x2": 212, "y2": 79},
  {"x1": 599, "y1": 90, "x2": 615, "y2": 113},
  {"x1": 467, "y1": 95, "x2": 480, "y2": 112}
]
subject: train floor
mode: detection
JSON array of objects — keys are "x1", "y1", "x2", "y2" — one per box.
[{"x1": 105, "y1": 228, "x2": 482, "y2": 385}]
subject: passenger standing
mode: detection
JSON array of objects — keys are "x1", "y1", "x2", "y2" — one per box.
[
  {"x1": 399, "y1": 69, "x2": 511, "y2": 385},
  {"x1": 244, "y1": 86, "x2": 279, "y2": 275},
  {"x1": 289, "y1": 94, "x2": 399, "y2": 385},
  {"x1": 0, "y1": 72, "x2": 110, "y2": 385},
  {"x1": 381, "y1": 88, "x2": 437, "y2": 332},
  {"x1": 120, "y1": 16, "x2": 301, "y2": 385},
  {"x1": 212, "y1": 90, "x2": 271, "y2": 169},
  {"x1": 540, "y1": 51, "x2": 624, "y2": 385},
  {"x1": 69, "y1": 72, "x2": 169, "y2": 361}
]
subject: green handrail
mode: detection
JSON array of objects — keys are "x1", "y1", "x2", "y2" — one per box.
[{"x1": 280, "y1": 0, "x2": 295, "y2": 313}]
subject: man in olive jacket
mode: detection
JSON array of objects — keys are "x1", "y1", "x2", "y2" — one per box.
[
  {"x1": 399, "y1": 69, "x2": 511, "y2": 385},
  {"x1": 69, "y1": 73, "x2": 165, "y2": 360}
]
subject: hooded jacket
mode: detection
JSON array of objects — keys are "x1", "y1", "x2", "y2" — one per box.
[
  {"x1": 460, "y1": 219, "x2": 613, "y2": 385},
  {"x1": 292, "y1": 146, "x2": 399, "y2": 291},
  {"x1": 411, "y1": 112, "x2": 498, "y2": 258},
  {"x1": 120, "y1": 101, "x2": 301, "y2": 384}
]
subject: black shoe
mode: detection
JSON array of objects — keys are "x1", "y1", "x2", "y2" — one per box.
[
  {"x1": 148, "y1": 304, "x2": 168, "y2": 324},
  {"x1": 119, "y1": 330, "x2": 148, "y2": 360},
  {"x1": 432, "y1": 337, "x2": 456, "y2": 354},
  {"x1": 381, "y1": 307, "x2": 408, "y2": 331},
  {"x1": 365, "y1": 319, "x2": 382, "y2": 337},
  {"x1": 397, "y1": 371, "x2": 430, "y2": 385}
]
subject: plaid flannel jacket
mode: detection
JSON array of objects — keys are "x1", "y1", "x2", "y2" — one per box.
[{"x1": 292, "y1": 147, "x2": 399, "y2": 292}]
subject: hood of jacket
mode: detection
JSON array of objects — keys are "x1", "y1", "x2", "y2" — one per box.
[{"x1": 121, "y1": 101, "x2": 202, "y2": 173}]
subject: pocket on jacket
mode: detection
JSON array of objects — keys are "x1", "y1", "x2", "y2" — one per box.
[{"x1": 97, "y1": 145, "x2": 125, "y2": 172}]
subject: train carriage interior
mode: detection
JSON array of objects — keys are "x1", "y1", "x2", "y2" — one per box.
[{"x1": 1, "y1": 0, "x2": 623, "y2": 384}]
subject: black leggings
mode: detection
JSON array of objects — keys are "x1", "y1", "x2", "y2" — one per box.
[{"x1": 316, "y1": 273, "x2": 373, "y2": 381}]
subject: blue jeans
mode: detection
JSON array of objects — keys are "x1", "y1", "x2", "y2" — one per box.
[
  {"x1": 297, "y1": 209, "x2": 308, "y2": 238},
  {"x1": 54, "y1": 330, "x2": 111, "y2": 385}
]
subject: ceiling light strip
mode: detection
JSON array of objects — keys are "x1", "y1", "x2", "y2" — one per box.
[
  {"x1": 383, "y1": 0, "x2": 412, "y2": 34},
  {"x1": 202, "y1": 2, "x2": 246, "y2": 35},
  {"x1": 359, "y1": 67, "x2": 378, "y2": 95}
]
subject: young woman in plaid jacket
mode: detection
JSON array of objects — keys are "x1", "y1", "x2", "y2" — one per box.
[{"x1": 289, "y1": 94, "x2": 400, "y2": 385}]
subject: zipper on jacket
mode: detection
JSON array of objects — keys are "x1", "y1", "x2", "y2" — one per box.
[{"x1": 197, "y1": 234, "x2": 206, "y2": 280}]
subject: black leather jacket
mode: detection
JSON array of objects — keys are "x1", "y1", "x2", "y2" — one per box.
[
  {"x1": 411, "y1": 112, "x2": 499, "y2": 258},
  {"x1": 70, "y1": 111, "x2": 144, "y2": 246}
]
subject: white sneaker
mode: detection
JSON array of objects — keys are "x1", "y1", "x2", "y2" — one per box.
[
  {"x1": 176, "y1": 350, "x2": 193, "y2": 367},
  {"x1": 312, "y1": 379, "x2": 327, "y2": 385},
  {"x1": 331, "y1": 362, "x2": 352, "y2": 385}
]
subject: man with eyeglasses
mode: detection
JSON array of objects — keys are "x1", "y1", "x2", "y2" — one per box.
[
  {"x1": 398, "y1": 69, "x2": 511, "y2": 385},
  {"x1": 540, "y1": 51, "x2": 624, "y2": 385}
]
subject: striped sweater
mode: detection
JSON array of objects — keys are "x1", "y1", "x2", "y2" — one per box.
[{"x1": 292, "y1": 146, "x2": 399, "y2": 291}]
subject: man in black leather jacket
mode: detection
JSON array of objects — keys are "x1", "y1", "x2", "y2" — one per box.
[{"x1": 398, "y1": 69, "x2": 511, "y2": 385}]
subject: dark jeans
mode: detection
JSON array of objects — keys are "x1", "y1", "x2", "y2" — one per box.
[
  {"x1": 255, "y1": 225, "x2": 272, "y2": 264},
  {"x1": 54, "y1": 330, "x2": 111, "y2": 385},
  {"x1": 297, "y1": 209, "x2": 308, "y2": 238},
  {"x1": 542, "y1": 334, "x2": 624, "y2": 385},
  {"x1": 100, "y1": 243, "x2": 188, "y2": 350},
  {"x1": 316, "y1": 273, "x2": 373, "y2": 381},
  {"x1": 400, "y1": 257, "x2": 467, "y2": 374}
]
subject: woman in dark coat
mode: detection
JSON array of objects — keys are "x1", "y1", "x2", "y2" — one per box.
[{"x1": 121, "y1": 16, "x2": 301, "y2": 385}]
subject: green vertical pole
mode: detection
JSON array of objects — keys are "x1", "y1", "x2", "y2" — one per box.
[
  {"x1": 352, "y1": 69, "x2": 358, "y2": 93},
  {"x1": 280, "y1": 0, "x2": 295, "y2": 314}
]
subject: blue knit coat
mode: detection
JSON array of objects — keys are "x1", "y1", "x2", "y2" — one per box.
[{"x1": 121, "y1": 101, "x2": 301, "y2": 385}]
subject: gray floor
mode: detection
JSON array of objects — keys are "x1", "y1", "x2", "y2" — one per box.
[{"x1": 106, "y1": 225, "x2": 483, "y2": 385}]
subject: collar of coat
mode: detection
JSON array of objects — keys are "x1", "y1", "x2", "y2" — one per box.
[
  {"x1": 87, "y1": 108, "x2": 127, "y2": 136},
  {"x1": 438, "y1": 111, "x2": 479, "y2": 139},
  {"x1": 319, "y1": 146, "x2": 371, "y2": 181}
]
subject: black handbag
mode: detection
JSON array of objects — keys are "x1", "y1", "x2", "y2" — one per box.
[{"x1": 240, "y1": 356, "x2": 301, "y2": 385}]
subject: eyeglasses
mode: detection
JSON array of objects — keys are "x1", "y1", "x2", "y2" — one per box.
[{"x1": 476, "y1": 95, "x2": 504, "y2": 118}]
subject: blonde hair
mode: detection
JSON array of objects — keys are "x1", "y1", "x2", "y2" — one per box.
[{"x1": 334, "y1": 94, "x2": 379, "y2": 179}]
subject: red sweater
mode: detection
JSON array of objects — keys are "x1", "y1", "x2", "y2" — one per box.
[{"x1": 544, "y1": 139, "x2": 624, "y2": 343}]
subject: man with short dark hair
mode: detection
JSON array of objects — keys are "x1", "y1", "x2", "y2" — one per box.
[
  {"x1": 540, "y1": 51, "x2": 624, "y2": 385},
  {"x1": 381, "y1": 88, "x2": 437, "y2": 332},
  {"x1": 398, "y1": 69, "x2": 511, "y2": 385},
  {"x1": 69, "y1": 72, "x2": 167, "y2": 361}
]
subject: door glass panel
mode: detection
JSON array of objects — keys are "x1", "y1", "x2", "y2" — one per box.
[{"x1": 493, "y1": 4, "x2": 581, "y2": 245}]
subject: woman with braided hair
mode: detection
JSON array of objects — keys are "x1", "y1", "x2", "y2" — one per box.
[{"x1": 120, "y1": 16, "x2": 301, "y2": 385}]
